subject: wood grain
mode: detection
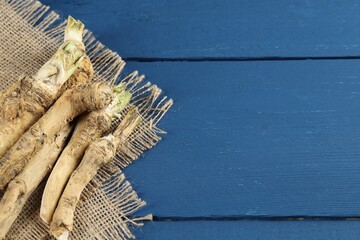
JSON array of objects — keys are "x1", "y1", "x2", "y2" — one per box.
[
  {"x1": 134, "y1": 220, "x2": 360, "y2": 240},
  {"x1": 120, "y1": 60, "x2": 360, "y2": 217},
  {"x1": 41, "y1": 0, "x2": 360, "y2": 59},
  {"x1": 24, "y1": 1, "x2": 360, "y2": 239}
]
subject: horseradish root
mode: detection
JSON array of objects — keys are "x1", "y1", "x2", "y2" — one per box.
[
  {"x1": 59, "y1": 55, "x2": 94, "y2": 95},
  {"x1": 40, "y1": 84, "x2": 131, "y2": 224},
  {"x1": 50, "y1": 109, "x2": 141, "y2": 240},
  {"x1": 0, "y1": 16, "x2": 86, "y2": 159},
  {"x1": 0, "y1": 82, "x2": 113, "y2": 190},
  {"x1": 59, "y1": 16, "x2": 94, "y2": 95},
  {"x1": 0, "y1": 125, "x2": 73, "y2": 239}
]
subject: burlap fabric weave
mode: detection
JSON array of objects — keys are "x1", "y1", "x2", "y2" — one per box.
[{"x1": 0, "y1": 0, "x2": 172, "y2": 239}]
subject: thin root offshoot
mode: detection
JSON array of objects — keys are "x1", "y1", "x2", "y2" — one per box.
[
  {"x1": 40, "y1": 85, "x2": 131, "y2": 224},
  {"x1": 50, "y1": 110, "x2": 141, "y2": 239}
]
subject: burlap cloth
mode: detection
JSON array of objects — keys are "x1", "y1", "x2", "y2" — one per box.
[{"x1": 0, "y1": 0, "x2": 172, "y2": 239}]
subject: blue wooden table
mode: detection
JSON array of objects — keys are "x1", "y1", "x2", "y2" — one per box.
[{"x1": 42, "y1": 0, "x2": 360, "y2": 239}]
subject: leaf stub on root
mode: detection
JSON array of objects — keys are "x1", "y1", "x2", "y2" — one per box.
[
  {"x1": 1, "y1": 0, "x2": 174, "y2": 238},
  {"x1": 41, "y1": 85, "x2": 131, "y2": 225},
  {"x1": 64, "y1": 16, "x2": 84, "y2": 47},
  {"x1": 109, "y1": 72, "x2": 174, "y2": 169},
  {"x1": 50, "y1": 109, "x2": 142, "y2": 239},
  {"x1": 69, "y1": 72, "x2": 173, "y2": 217},
  {"x1": 0, "y1": 14, "x2": 88, "y2": 162}
]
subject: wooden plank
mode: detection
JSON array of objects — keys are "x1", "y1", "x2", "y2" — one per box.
[
  {"x1": 42, "y1": 0, "x2": 360, "y2": 58},
  {"x1": 135, "y1": 221, "x2": 360, "y2": 240},
  {"x1": 119, "y1": 60, "x2": 360, "y2": 217}
]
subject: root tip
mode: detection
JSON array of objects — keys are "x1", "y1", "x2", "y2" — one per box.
[
  {"x1": 39, "y1": 210, "x2": 51, "y2": 225},
  {"x1": 57, "y1": 231, "x2": 69, "y2": 240}
]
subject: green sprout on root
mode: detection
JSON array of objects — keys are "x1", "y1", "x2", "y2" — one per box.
[{"x1": 105, "y1": 83, "x2": 132, "y2": 119}]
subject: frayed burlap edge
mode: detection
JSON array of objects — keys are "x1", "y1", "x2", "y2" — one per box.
[{"x1": 0, "y1": 0, "x2": 173, "y2": 239}]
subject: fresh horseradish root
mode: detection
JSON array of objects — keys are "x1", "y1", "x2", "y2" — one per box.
[
  {"x1": 0, "y1": 125, "x2": 73, "y2": 239},
  {"x1": 59, "y1": 55, "x2": 94, "y2": 95},
  {"x1": 0, "y1": 82, "x2": 113, "y2": 190},
  {"x1": 40, "y1": 84, "x2": 132, "y2": 224},
  {"x1": 0, "y1": 16, "x2": 87, "y2": 159},
  {"x1": 0, "y1": 4, "x2": 174, "y2": 238},
  {"x1": 59, "y1": 16, "x2": 94, "y2": 94},
  {"x1": 50, "y1": 109, "x2": 141, "y2": 240},
  {"x1": 58, "y1": 15, "x2": 93, "y2": 94}
]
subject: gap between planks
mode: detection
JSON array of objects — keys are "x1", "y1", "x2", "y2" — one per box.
[
  {"x1": 149, "y1": 216, "x2": 360, "y2": 222},
  {"x1": 124, "y1": 56, "x2": 360, "y2": 62}
]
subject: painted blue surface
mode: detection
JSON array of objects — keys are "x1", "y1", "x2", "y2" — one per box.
[
  {"x1": 135, "y1": 221, "x2": 360, "y2": 240},
  {"x1": 39, "y1": 0, "x2": 360, "y2": 239},
  {"x1": 123, "y1": 60, "x2": 360, "y2": 217},
  {"x1": 42, "y1": 0, "x2": 360, "y2": 58}
]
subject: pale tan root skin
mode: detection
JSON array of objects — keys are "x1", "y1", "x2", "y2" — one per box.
[
  {"x1": 50, "y1": 136, "x2": 117, "y2": 239},
  {"x1": 59, "y1": 56, "x2": 94, "y2": 95},
  {"x1": 0, "y1": 81, "x2": 19, "y2": 100},
  {"x1": 0, "y1": 125, "x2": 72, "y2": 240},
  {"x1": 0, "y1": 16, "x2": 88, "y2": 160},
  {"x1": 0, "y1": 77, "x2": 56, "y2": 159},
  {"x1": 0, "y1": 83, "x2": 112, "y2": 190},
  {"x1": 50, "y1": 111, "x2": 141, "y2": 239},
  {"x1": 0, "y1": 56, "x2": 93, "y2": 160},
  {"x1": 40, "y1": 111, "x2": 111, "y2": 224}
]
